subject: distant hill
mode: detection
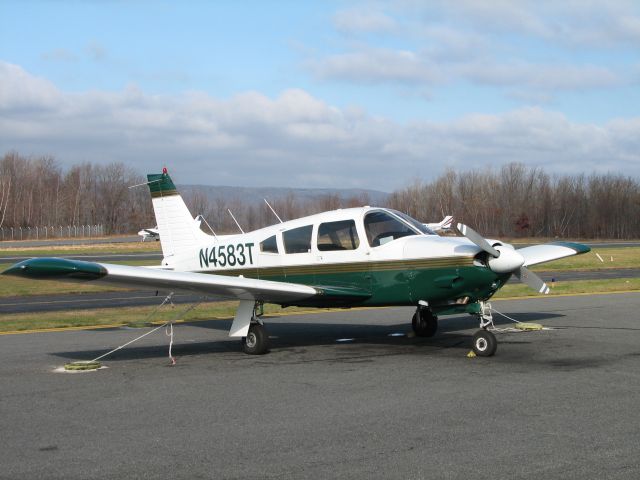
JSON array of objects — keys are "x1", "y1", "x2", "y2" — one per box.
[{"x1": 178, "y1": 184, "x2": 390, "y2": 207}]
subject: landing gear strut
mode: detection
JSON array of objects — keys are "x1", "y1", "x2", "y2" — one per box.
[
  {"x1": 472, "y1": 301, "x2": 497, "y2": 357},
  {"x1": 231, "y1": 300, "x2": 270, "y2": 355},
  {"x1": 412, "y1": 306, "x2": 438, "y2": 337}
]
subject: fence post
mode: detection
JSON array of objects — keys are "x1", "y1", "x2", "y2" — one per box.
[{"x1": 11, "y1": 227, "x2": 13, "y2": 240}]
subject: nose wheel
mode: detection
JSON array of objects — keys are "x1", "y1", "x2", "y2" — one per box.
[
  {"x1": 472, "y1": 301, "x2": 497, "y2": 356},
  {"x1": 472, "y1": 329, "x2": 497, "y2": 357}
]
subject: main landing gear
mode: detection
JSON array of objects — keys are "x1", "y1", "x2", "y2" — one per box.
[
  {"x1": 412, "y1": 305, "x2": 438, "y2": 337},
  {"x1": 241, "y1": 322, "x2": 270, "y2": 355},
  {"x1": 471, "y1": 302, "x2": 497, "y2": 357},
  {"x1": 231, "y1": 300, "x2": 270, "y2": 355}
]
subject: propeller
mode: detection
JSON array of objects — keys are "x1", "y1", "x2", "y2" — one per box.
[
  {"x1": 456, "y1": 222, "x2": 550, "y2": 295},
  {"x1": 516, "y1": 267, "x2": 550, "y2": 294}
]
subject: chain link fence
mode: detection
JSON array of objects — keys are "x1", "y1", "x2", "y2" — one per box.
[{"x1": 0, "y1": 225, "x2": 105, "y2": 241}]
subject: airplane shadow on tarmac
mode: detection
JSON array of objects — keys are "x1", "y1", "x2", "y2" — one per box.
[{"x1": 51, "y1": 311, "x2": 563, "y2": 363}]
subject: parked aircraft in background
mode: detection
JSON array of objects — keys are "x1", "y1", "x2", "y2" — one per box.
[
  {"x1": 4, "y1": 169, "x2": 590, "y2": 357},
  {"x1": 138, "y1": 227, "x2": 160, "y2": 241},
  {"x1": 426, "y1": 215, "x2": 454, "y2": 232}
]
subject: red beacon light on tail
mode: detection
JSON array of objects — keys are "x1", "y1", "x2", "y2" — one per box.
[{"x1": 162, "y1": 167, "x2": 168, "y2": 174}]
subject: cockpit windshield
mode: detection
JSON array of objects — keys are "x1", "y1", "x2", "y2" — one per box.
[
  {"x1": 388, "y1": 210, "x2": 436, "y2": 235},
  {"x1": 363, "y1": 211, "x2": 414, "y2": 247}
]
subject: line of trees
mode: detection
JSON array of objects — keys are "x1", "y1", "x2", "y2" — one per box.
[
  {"x1": 2, "y1": 152, "x2": 639, "y2": 239},
  {"x1": 0, "y1": 152, "x2": 152, "y2": 234},
  {"x1": 387, "y1": 163, "x2": 640, "y2": 239}
]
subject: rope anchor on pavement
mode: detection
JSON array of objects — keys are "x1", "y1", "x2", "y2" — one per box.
[{"x1": 63, "y1": 293, "x2": 201, "y2": 371}]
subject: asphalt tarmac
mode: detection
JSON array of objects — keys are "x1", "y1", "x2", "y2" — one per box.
[
  {"x1": 1, "y1": 293, "x2": 640, "y2": 479},
  {"x1": 1, "y1": 268, "x2": 638, "y2": 314}
]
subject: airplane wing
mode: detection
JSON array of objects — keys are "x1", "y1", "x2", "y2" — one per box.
[
  {"x1": 517, "y1": 241, "x2": 591, "y2": 267},
  {"x1": 2, "y1": 257, "x2": 319, "y2": 304}
]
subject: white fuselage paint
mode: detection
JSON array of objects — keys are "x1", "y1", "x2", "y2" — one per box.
[{"x1": 161, "y1": 207, "x2": 483, "y2": 274}]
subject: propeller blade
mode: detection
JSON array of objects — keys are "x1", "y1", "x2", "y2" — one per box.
[
  {"x1": 456, "y1": 223, "x2": 500, "y2": 257},
  {"x1": 516, "y1": 267, "x2": 550, "y2": 294}
]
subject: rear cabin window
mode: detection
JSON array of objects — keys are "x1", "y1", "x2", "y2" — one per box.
[
  {"x1": 317, "y1": 220, "x2": 360, "y2": 251},
  {"x1": 364, "y1": 211, "x2": 417, "y2": 247},
  {"x1": 283, "y1": 225, "x2": 313, "y2": 254},
  {"x1": 260, "y1": 235, "x2": 279, "y2": 253}
]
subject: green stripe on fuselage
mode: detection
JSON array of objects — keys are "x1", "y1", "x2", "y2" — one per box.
[{"x1": 199, "y1": 256, "x2": 507, "y2": 308}]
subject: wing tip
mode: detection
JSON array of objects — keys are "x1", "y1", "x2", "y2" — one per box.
[{"x1": 550, "y1": 241, "x2": 591, "y2": 255}]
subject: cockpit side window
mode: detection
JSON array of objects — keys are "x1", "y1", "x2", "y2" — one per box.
[
  {"x1": 260, "y1": 235, "x2": 279, "y2": 253},
  {"x1": 317, "y1": 220, "x2": 360, "y2": 251},
  {"x1": 283, "y1": 225, "x2": 313, "y2": 254},
  {"x1": 364, "y1": 211, "x2": 418, "y2": 247}
]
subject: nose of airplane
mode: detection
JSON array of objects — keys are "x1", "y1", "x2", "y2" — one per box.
[{"x1": 486, "y1": 245, "x2": 525, "y2": 273}]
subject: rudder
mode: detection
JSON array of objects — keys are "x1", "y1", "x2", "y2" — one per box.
[{"x1": 147, "y1": 169, "x2": 209, "y2": 262}]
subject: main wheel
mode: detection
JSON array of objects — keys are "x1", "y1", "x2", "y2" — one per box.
[
  {"x1": 472, "y1": 329, "x2": 497, "y2": 357},
  {"x1": 412, "y1": 309, "x2": 438, "y2": 337},
  {"x1": 241, "y1": 323, "x2": 270, "y2": 355}
]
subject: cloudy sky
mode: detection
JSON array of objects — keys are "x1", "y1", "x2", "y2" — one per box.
[{"x1": 1, "y1": 1, "x2": 639, "y2": 191}]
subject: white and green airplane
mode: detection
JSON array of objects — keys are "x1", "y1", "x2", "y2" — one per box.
[{"x1": 4, "y1": 169, "x2": 590, "y2": 357}]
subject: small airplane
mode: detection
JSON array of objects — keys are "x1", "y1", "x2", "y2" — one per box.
[
  {"x1": 3, "y1": 168, "x2": 590, "y2": 357},
  {"x1": 138, "y1": 227, "x2": 160, "y2": 241},
  {"x1": 425, "y1": 215, "x2": 454, "y2": 232},
  {"x1": 138, "y1": 215, "x2": 205, "y2": 241}
]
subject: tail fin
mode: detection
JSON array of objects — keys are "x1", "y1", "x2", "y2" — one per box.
[{"x1": 147, "y1": 169, "x2": 209, "y2": 261}]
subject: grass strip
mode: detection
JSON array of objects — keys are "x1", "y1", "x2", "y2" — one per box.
[
  {"x1": 531, "y1": 247, "x2": 640, "y2": 271},
  {"x1": 494, "y1": 277, "x2": 640, "y2": 298},
  {"x1": 0, "y1": 301, "x2": 321, "y2": 333},
  {"x1": 0, "y1": 241, "x2": 161, "y2": 257}
]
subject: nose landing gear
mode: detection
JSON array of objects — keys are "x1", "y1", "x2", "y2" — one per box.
[{"x1": 472, "y1": 301, "x2": 497, "y2": 357}]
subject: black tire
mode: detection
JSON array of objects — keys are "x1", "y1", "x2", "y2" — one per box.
[
  {"x1": 241, "y1": 323, "x2": 270, "y2": 355},
  {"x1": 412, "y1": 309, "x2": 438, "y2": 337},
  {"x1": 472, "y1": 329, "x2": 497, "y2": 357}
]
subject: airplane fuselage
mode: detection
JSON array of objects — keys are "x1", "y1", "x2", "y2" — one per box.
[{"x1": 163, "y1": 207, "x2": 508, "y2": 314}]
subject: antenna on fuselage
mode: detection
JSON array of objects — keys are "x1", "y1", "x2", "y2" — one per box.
[
  {"x1": 263, "y1": 199, "x2": 283, "y2": 223},
  {"x1": 128, "y1": 178, "x2": 162, "y2": 189},
  {"x1": 196, "y1": 214, "x2": 218, "y2": 241},
  {"x1": 227, "y1": 209, "x2": 245, "y2": 234}
]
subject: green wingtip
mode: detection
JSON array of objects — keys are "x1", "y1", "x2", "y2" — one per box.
[
  {"x1": 2, "y1": 258, "x2": 107, "y2": 280},
  {"x1": 551, "y1": 241, "x2": 591, "y2": 254}
]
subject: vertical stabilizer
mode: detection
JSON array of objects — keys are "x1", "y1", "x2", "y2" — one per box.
[{"x1": 147, "y1": 169, "x2": 208, "y2": 261}]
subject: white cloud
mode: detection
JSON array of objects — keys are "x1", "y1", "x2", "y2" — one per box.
[
  {"x1": 0, "y1": 62, "x2": 638, "y2": 190},
  {"x1": 308, "y1": 2, "x2": 637, "y2": 101},
  {"x1": 333, "y1": 9, "x2": 397, "y2": 33},
  {"x1": 309, "y1": 46, "x2": 621, "y2": 91},
  {"x1": 308, "y1": 48, "x2": 444, "y2": 85}
]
